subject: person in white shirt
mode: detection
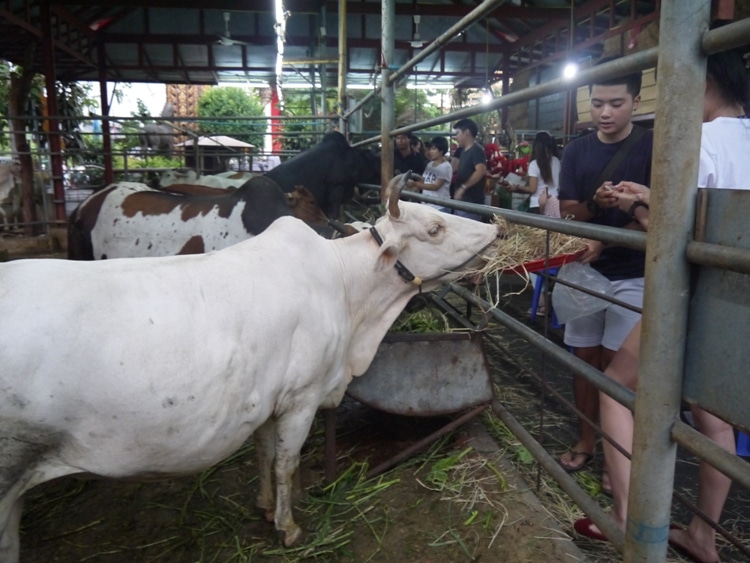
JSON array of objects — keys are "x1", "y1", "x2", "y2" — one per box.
[
  {"x1": 407, "y1": 136, "x2": 454, "y2": 214},
  {"x1": 511, "y1": 131, "x2": 561, "y2": 214}
]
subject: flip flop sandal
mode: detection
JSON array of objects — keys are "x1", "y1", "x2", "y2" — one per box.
[{"x1": 559, "y1": 450, "x2": 593, "y2": 473}]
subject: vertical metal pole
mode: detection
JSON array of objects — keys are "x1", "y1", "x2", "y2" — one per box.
[
  {"x1": 501, "y1": 48, "x2": 510, "y2": 131},
  {"x1": 40, "y1": 1, "x2": 65, "y2": 224},
  {"x1": 625, "y1": 2, "x2": 710, "y2": 561},
  {"x1": 337, "y1": 0, "x2": 347, "y2": 133},
  {"x1": 318, "y1": 5, "x2": 326, "y2": 133},
  {"x1": 380, "y1": 0, "x2": 395, "y2": 202},
  {"x1": 97, "y1": 40, "x2": 114, "y2": 186}
]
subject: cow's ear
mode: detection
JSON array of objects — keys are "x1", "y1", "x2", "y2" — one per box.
[{"x1": 376, "y1": 241, "x2": 400, "y2": 271}]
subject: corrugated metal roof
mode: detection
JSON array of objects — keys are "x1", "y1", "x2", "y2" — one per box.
[{"x1": 0, "y1": 1, "x2": 659, "y2": 89}]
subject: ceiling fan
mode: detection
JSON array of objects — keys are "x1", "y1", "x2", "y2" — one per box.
[
  {"x1": 410, "y1": 15, "x2": 426, "y2": 48},
  {"x1": 216, "y1": 12, "x2": 251, "y2": 46}
]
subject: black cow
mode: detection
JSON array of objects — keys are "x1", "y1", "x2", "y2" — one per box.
[{"x1": 266, "y1": 131, "x2": 380, "y2": 219}]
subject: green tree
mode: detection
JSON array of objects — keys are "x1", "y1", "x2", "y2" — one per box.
[
  {"x1": 394, "y1": 87, "x2": 443, "y2": 127},
  {"x1": 0, "y1": 62, "x2": 97, "y2": 160},
  {"x1": 278, "y1": 90, "x2": 337, "y2": 151},
  {"x1": 197, "y1": 86, "x2": 265, "y2": 147},
  {"x1": 55, "y1": 81, "x2": 97, "y2": 163},
  {"x1": 348, "y1": 87, "x2": 445, "y2": 138}
]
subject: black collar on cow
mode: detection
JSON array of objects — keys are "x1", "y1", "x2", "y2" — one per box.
[
  {"x1": 369, "y1": 225, "x2": 501, "y2": 291},
  {"x1": 369, "y1": 226, "x2": 423, "y2": 289}
]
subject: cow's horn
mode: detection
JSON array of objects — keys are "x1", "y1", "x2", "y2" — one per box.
[{"x1": 389, "y1": 170, "x2": 410, "y2": 219}]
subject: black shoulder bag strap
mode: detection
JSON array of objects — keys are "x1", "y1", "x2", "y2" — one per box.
[{"x1": 585, "y1": 125, "x2": 647, "y2": 201}]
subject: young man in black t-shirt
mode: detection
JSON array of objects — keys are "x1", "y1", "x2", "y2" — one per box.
[{"x1": 556, "y1": 61, "x2": 653, "y2": 486}]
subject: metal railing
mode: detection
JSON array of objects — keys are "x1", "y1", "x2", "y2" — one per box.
[{"x1": 369, "y1": 2, "x2": 750, "y2": 560}]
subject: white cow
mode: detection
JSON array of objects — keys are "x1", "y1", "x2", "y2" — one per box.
[{"x1": 0, "y1": 175, "x2": 500, "y2": 561}]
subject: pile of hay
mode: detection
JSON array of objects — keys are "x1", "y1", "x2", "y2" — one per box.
[{"x1": 475, "y1": 215, "x2": 588, "y2": 282}]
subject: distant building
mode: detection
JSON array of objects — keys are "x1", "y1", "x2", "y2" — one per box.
[{"x1": 167, "y1": 84, "x2": 211, "y2": 135}]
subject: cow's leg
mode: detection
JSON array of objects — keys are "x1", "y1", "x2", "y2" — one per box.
[
  {"x1": 254, "y1": 418, "x2": 276, "y2": 522},
  {"x1": 273, "y1": 408, "x2": 317, "y2": 547},
  {"x1": 0, "y1": 464, "x2": 40, "y2": 563},
  {"x1": 0, "y1": 207, "x2": 7, "y2": 231},
  {"x1": 0, "y1": 428, "x2": 69, "y2": 562},
  {"x1": 0, "y1": 492, "x2": 23, "y2": 563}
]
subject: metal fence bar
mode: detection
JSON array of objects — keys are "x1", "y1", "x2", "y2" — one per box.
[
  {"x1": 686, "y1": 241, "x2": 750, "y2": 275},
  {"x1": 449, "y1": 282, "x2": 636, "y2": 414},
  {"x1": 626, "y1": 2, "x2": 711, "y2": 561},
  {"x1": 354, "y1": 48, "x2": 658, "y2": 147},
  {"x1": 491, "y1": 399, "x2": 625, "y2": 551},
  {"x1": 398, "y1": 188, "x2": 648, "y2": 250}
]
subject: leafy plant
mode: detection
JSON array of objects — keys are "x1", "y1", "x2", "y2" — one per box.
[
  {"x1": 197, "y1": 86, "x2": 266, "y2": 147},
  {"x1": 389, "y1": 308, "x2": 450, "y2": 333}
]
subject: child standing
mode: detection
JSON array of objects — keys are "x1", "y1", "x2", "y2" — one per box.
[{"x1": 407, "y1": 136, "x2": 453, "y2": 214}]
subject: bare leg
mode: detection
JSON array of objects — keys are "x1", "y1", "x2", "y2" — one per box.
[
  {"x1": 560, "y1": 346, "x2": 602, "y2": 470},
  {"x1": 599, "y1": 323, "x2": 641, "y2": 529},
  {"x1": 669, "y1": 407, "x2": 734, "y2": 563}
]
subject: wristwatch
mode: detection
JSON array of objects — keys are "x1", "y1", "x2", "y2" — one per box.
[{"x1": 627, "y1": 200, "x2": 649, "y2": 221}]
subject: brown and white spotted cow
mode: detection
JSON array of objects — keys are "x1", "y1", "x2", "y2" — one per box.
[{"x1": 67, "y1": 176, "x2": 329, "y2": 260}]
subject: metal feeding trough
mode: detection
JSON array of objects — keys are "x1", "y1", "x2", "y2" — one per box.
[
  {"x1": 347, "y1": 332, "x2": 494, "y2": 415},
  {"x1": 324, "y1": 332, "x2": 494, "y2": 481}
]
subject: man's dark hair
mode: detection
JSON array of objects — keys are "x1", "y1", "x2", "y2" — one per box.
[
  {"x1": 589, "y1": 55, "x2": 643, "y2": 98},
  {"x1": 453, "y1": 118, "x2": 478, "y2": 138},
  {"x1": 427, "y1": 136, "x2": 449, "y2": 154}
]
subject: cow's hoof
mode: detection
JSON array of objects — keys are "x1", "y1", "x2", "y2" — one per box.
[
  {"x1": 257, "y1": 506, "x2": 275, "y2": 523},
  {"x1": 282, "y1": 524, "x2": 302, "y2": 547},
  {"x1": 256, "y1": 498, "x2": 275, "y2": 523}
]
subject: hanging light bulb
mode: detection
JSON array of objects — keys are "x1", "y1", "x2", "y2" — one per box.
[
  {"x1": 482, "y1": 88, "x2": 494, "y2": 105},
  {"x1": 563, "y1": 62, "x2": 579, "y2": 80}
]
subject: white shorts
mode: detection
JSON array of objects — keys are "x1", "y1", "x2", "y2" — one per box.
[{"x1": 563, "y1": 277, "x2": 644, "y2": 351}]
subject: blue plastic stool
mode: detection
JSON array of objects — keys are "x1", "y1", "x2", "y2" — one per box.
[
  {"x1": 530, "y1": 267, "x2": 561, "y2": 328},
  {"x1": 737, "y1": 432, "x2": 750, "y2": 457}
]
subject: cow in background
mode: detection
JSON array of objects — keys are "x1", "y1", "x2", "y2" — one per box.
[
  {"x1": 0, "y1": 175, "x2": 501, "y2": 560},
  {"x1": 138, "y1": 102, "x2": 175, "y2": 157},
  {"x1": 266, "y1": 131, "x2": 380, "y2": 219},
  {"x1": 67, "y1": 177, "x2": 329, "y2": 260},
  {"x1": 0, "y1": 160, "x2": 47, "y2": 230},
  {"x1": 0, "y1": 160, "x2": 20, "y2": 229},
  {"x1": 158, "y1": 169, "x2": 255, "y2": 190}
]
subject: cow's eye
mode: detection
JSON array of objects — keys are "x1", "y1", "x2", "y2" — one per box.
[{"x1": 428, "y1": 223, "x2": 442, "y2": 237}]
